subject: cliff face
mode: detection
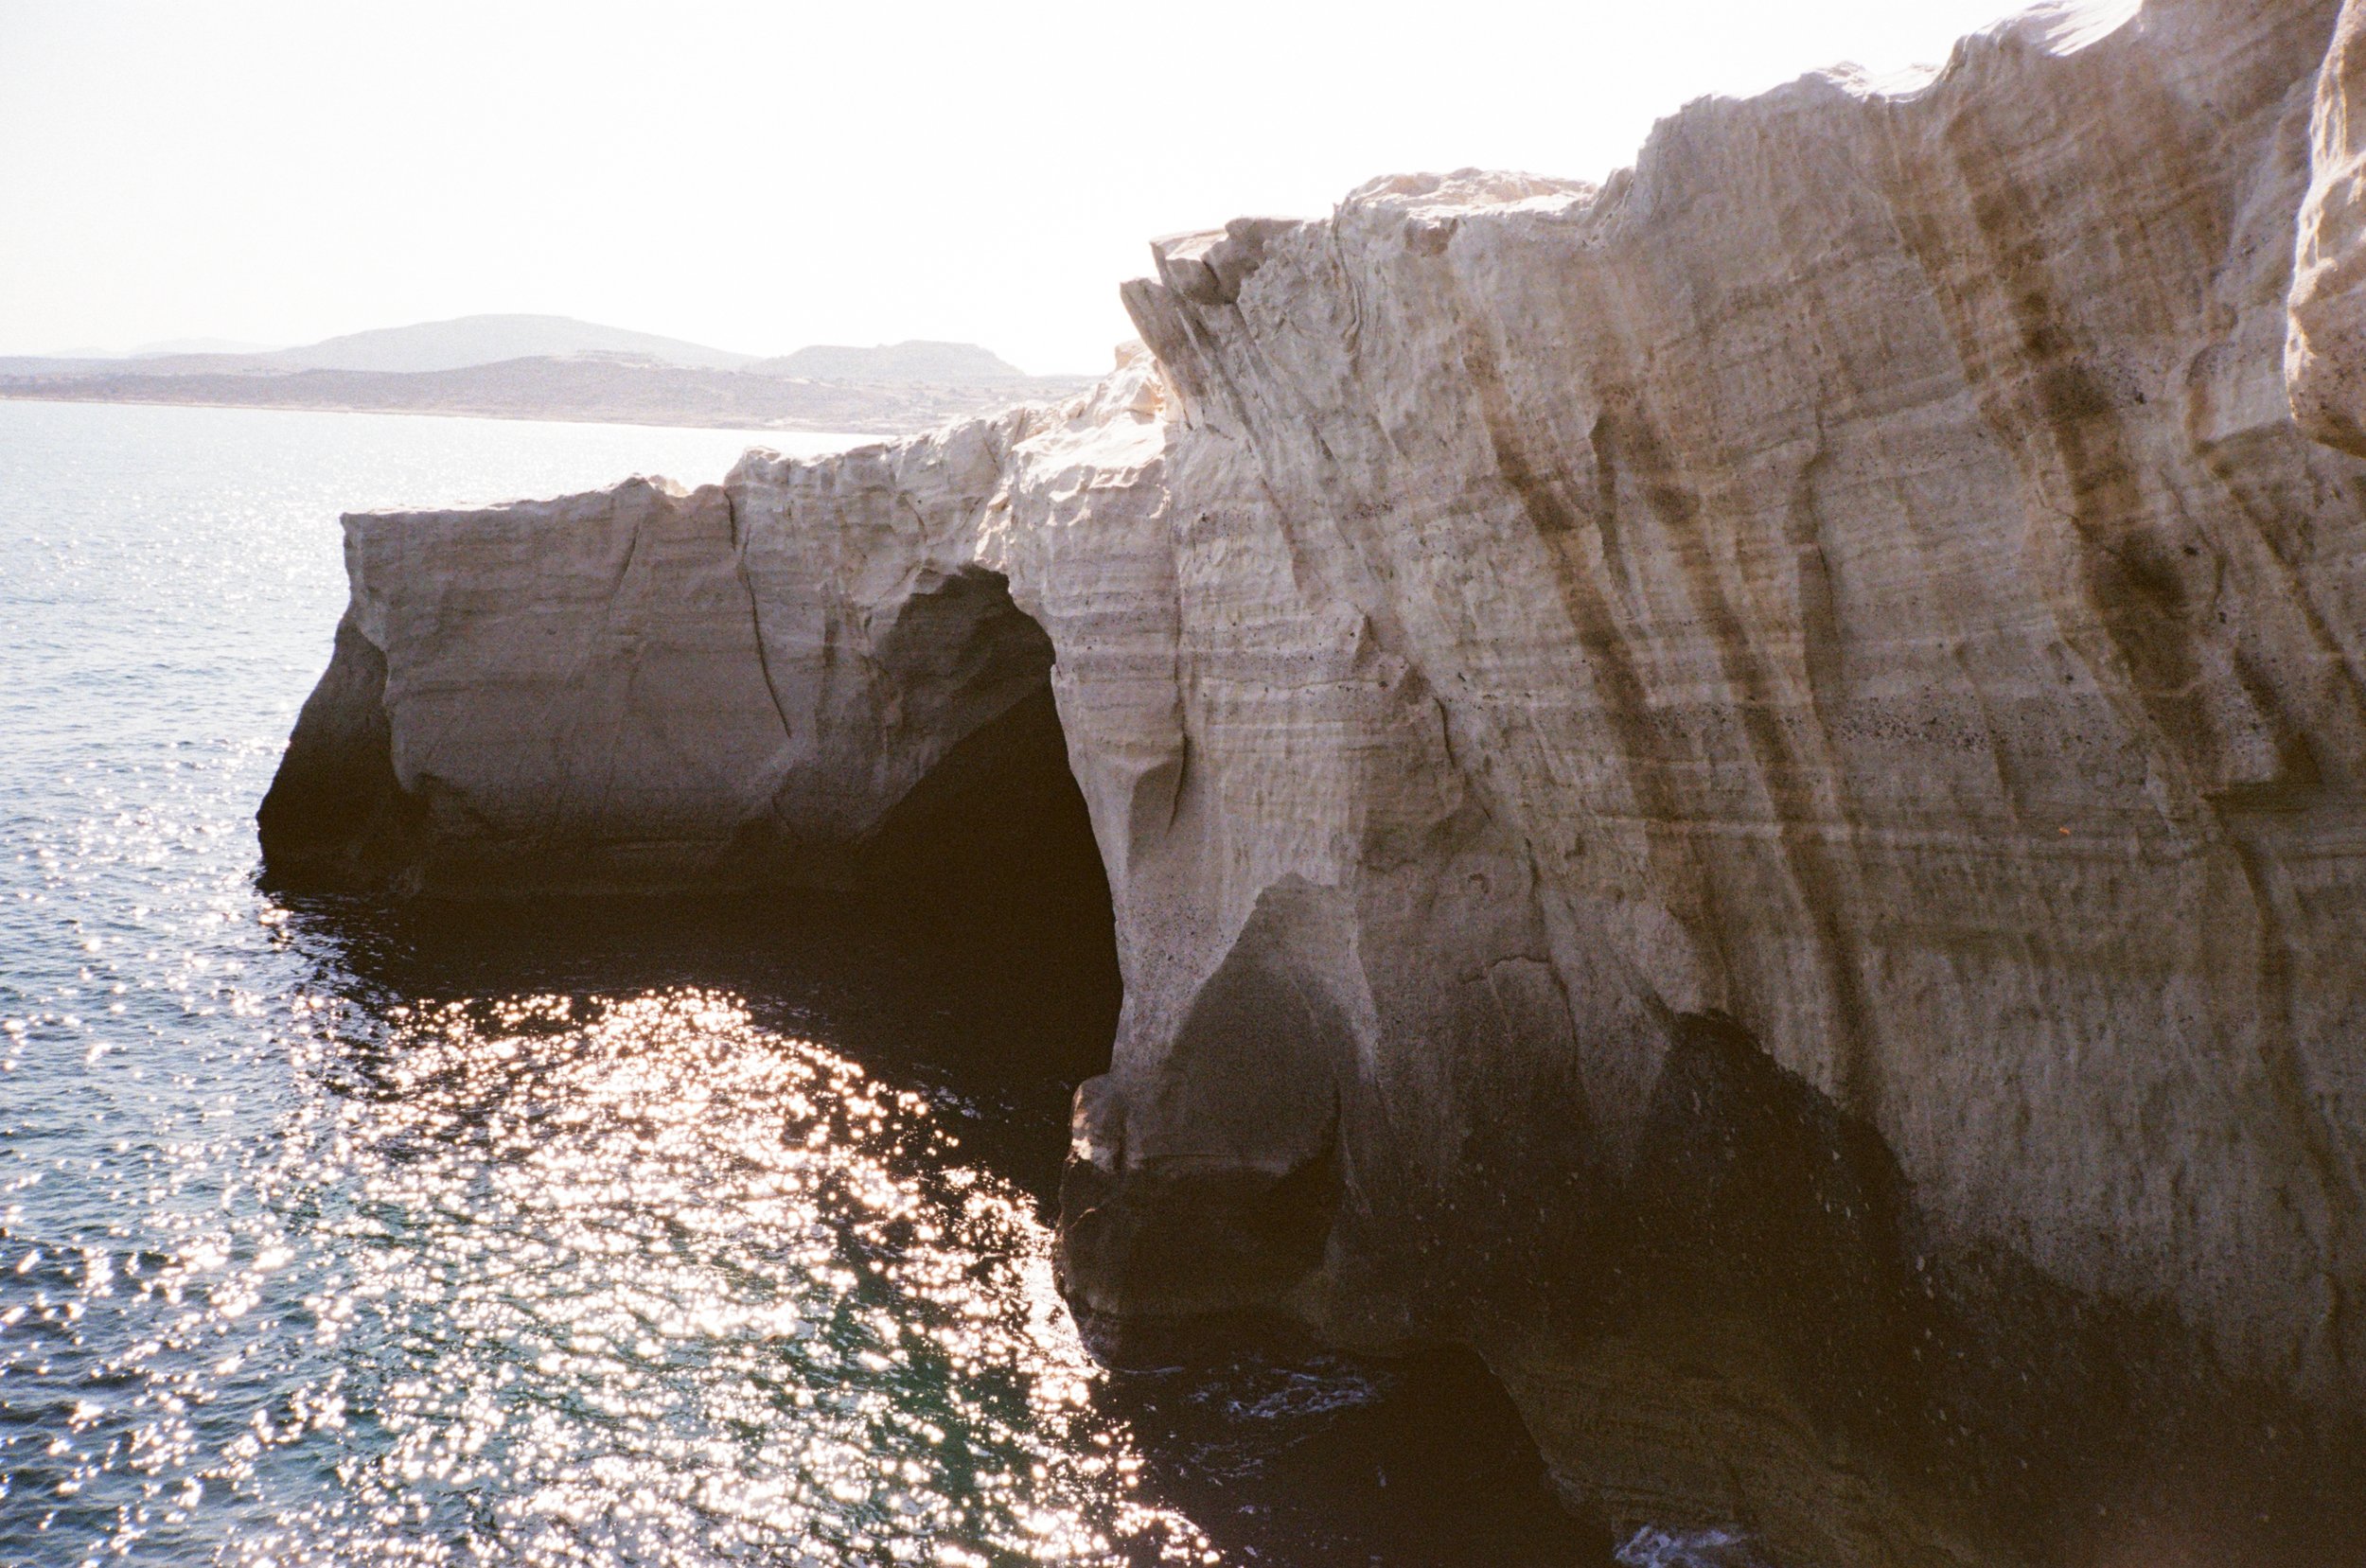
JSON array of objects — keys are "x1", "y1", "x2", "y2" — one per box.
[
  {"x1": 2291, "y1": 0, "x2": 2366, "y2": 452},
  {"x1": 264, "y1": 0, "x2": 2366, "y2": 1560}
]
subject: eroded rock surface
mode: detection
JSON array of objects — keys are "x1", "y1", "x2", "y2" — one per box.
[
  {"x1": 2288, "y1": 0, "x2": 2366, "y2": 450},
  {"x1": 266, "y1": 0, "x2": 2366, "y2": 1560}
]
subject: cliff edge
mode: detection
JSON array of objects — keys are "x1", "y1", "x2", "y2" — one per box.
[{"x1": 263, "y1": 0, "x2": 2366, "y2": 1560}]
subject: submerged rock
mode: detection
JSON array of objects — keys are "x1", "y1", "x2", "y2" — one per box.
[{"x1": 265, "y1": 0, "x2": 2366, "y2": 1559}]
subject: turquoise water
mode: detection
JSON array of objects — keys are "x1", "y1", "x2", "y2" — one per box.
[{"x1": 0, "y1": 400, "x2": 1605, "y2": 1567}]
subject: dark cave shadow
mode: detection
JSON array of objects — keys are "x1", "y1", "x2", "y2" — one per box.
[
  {"x1": 1601, "y1": 1011, "x2": 2366, "y2": 1567},
  {"x1": 1098, "y1": 1342, "x2": 1616, "y2": 1568}
]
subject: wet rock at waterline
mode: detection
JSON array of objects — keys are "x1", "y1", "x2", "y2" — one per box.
[{"x1": 264, "y1": 0, "x2": 2366, "y2": 1560}]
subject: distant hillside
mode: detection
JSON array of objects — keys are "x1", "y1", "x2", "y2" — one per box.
[
  {"x1": 752, "y1": 341, "x2": 1030, "y2": 384},
  {"x1": 6, "y1": 321, "x2": 1066, "y2": 382},
  {"x1": 268, "y1": 315, "x2": 755, "y2": 374},
  {"x1": 0, "y1": 318, "x2": 1091, "y2": 434},
  {"x1": 0, "y1": 356, "x2": 1098, "y2": 437}
]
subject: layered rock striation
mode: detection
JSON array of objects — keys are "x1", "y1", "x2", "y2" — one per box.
[
  {"x1": 2291, "y1": 0, "x2": 2366, "y2": 452},
  {"x1": 265, "y1": 0, "x2": 2366, "y2": 1560}
]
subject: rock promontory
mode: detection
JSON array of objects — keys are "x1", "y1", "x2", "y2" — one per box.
[{"x1": 263, "y1": 0, "x2": 2366, "y2": 1560}]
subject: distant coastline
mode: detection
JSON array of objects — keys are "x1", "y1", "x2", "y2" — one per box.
[
  {"x1": 0, "y1": 359, "x2": 1090, "y2": 437},
  {"x1": 0, "y1": 392, "x2": 890, "y2": 442},
  {"x1": 0, "y1": 315, "x2": 1096, "y2": 437}
]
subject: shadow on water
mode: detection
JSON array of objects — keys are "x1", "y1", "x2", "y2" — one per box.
[
  {"x1": 273, "y1": 886, "x2": 1611, "y2": 1567},
  {"x1": 280, "y1": 888, "x2": 1112, "y2": 1196},
  {"x1": 1104, "y1": 1344, "x2": 1613, "y2": 1568}
]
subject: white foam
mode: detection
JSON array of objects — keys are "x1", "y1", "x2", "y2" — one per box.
[{"x1": 1616, "y1": 1524, "x2": 1771, "y2": 1568}]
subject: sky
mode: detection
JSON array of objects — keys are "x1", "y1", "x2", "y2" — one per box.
[{"x1": 0, "y1": 0, "x2": 2026, "y2": 374}]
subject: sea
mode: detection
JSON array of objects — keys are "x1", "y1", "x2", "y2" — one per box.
[{"x1": 0, "y1": 399, "x2": 1657, "y2": 1567}]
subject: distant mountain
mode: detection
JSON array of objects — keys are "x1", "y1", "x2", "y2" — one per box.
[
  {"x1": 0, "y1": 319, "x2": 1092, "y2": 434},
  {"x1": 0, "y1": 358, "x2": 1098, "y2": 437},
  {"x1": 10, "y1": 323, "x2": 1055, "y2": 382},
  {"x1": 752, "y1": 341, "x2": 1031, "y2": 384},
  {"x1": 268, "y1": 315, "x2": 755, "y2": 375}
]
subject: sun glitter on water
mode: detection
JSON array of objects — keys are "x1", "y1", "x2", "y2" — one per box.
[{"x1": 32, "y1": 983, "x2": 1211, "y2": 1566}]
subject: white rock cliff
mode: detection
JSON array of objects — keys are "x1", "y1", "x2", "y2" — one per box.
[{"x1": 265, "y1": 0, "x2": 2366, "y2": 1560}]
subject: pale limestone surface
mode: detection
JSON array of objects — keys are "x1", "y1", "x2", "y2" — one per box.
[
  {"x1": 2291, "y1": 0, "x2": 2366, "y2": 451},
  {"x1": 266, "y1": 0, "x2": 2366, "y2": 1559},
  {"x1": 327, "y1": 478, "x2": 788, "y2": 891}
]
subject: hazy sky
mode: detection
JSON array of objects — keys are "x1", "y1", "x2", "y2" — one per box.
[{"x1": 1, "y1": 0, "x2": 2025, "y2": 373}]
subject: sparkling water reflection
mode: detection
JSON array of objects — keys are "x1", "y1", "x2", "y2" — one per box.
[
  {"x1": 78, "y1": 986, "x2": 1209, "y2": 1564},
  {"x1": 0, "y1": 400, "x2": 1604, "y2": 1567}
]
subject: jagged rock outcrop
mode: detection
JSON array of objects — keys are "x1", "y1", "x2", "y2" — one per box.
[
  {"x1": 259, "y1": 478, "x2": 781, "y2": 892},
  {"x1": 265, "y1": 0, "x2": 2366, "y2": 1561}
]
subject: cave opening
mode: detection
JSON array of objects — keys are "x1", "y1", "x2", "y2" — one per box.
[
  {"x1": 272, "y1": 562, "x2": 1126, "y2": 1199},
  {"x1": 844, "y1": 566, "x2": 1123, "y2": 1106}
]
